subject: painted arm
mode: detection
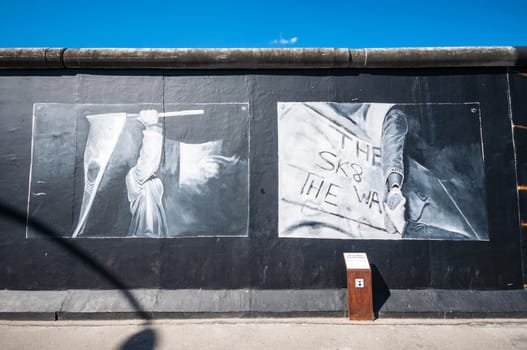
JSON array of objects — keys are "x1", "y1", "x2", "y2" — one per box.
[
  {"x1": 381, "y1": 108, "x2": 408, "y2": 234},
  {"x1": 382, "y1": 108, "x2": 408, "y2": 188},
  {"x1": 126, "y1": 110, "x2": 164, "y2": 202}
]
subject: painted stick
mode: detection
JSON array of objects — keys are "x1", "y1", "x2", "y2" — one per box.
[{"x1": 126, "y1": 110, "x2": 205, "y2": 118}]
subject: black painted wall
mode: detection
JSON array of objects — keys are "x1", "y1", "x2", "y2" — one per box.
[
  {"x1": 509, "y1": 69, "x2": 527, "y2": 284},
  {"x1": 0, "y1": 68, "x2": 523, "y2": 291}
]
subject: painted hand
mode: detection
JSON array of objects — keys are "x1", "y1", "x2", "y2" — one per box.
[
  {"x1": 138, "y1": 109, "x2": 159, "y2": 127},
  {"x1": 384, "y1": 186, "x2": 407, "y2": 234}
]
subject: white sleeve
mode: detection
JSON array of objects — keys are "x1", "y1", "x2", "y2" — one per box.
[{"x1": 126, "y1": 125, "x2": 163, "y2": 201}]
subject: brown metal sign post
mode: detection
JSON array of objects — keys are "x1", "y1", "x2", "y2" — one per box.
[{"x1": 344, "y1": 252, "x2": 374, "y2": 320}]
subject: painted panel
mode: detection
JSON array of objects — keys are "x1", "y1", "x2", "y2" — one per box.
[
  {"x1": 278, "y1": 102, "x2": 488, "y2": 240},
  {"x1": 27, "y1": 103, "x2": 249, "y2": 238}
]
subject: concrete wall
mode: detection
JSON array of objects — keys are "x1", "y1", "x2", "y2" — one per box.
[{"x1": 0, "y1": 62, "x2": 525, "y2": 316}]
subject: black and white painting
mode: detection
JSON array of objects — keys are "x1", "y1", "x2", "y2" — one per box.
[
  {"x1": 27, "y1": 103, "x2": 249, "y2": 238},
  {"x1": 278, "y1": 102, "x2": 488, "y2": 240}
]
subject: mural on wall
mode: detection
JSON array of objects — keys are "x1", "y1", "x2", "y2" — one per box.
[
  {"x1": 278, "y1": 102, "x2": 489, "y2": 240},
  {"x1": 27, "y1": 103, "x2": 249, "y2": 238}
]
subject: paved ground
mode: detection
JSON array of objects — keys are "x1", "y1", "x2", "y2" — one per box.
[{"x1": 1, "y1": 318, "x2": 526, "y2": 350}]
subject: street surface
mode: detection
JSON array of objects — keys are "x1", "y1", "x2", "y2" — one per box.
[{"x1": 1, "y1": 318, "x2": 526, "y2": 349}]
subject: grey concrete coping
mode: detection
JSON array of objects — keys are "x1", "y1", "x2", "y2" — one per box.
[
  {"x1": 1, "y1": 289, "x2": 527, "y2": 320},
  {"x1": 0, "y1": 47, "x2": 525, "y2": 69}
]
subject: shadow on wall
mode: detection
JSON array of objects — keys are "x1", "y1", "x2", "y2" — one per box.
[
  {"x1": 0, "y1": 201, "x2": 156, "y2": 349},
  {"x1": 371, "y1": 264, "x2": 391, "y2": 318}
]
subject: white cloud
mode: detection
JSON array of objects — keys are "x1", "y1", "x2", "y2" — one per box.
[{"x1": 271, "y1": 35, "x2": 299, "y2": 45}]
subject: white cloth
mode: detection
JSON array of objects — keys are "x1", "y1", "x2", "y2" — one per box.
[{"x1": 125, "y1": 126, "x2": 167, "y2": 237}]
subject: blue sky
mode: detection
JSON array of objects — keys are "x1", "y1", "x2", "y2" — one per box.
[{"x1": 0, "y1": 0, "x2": 525, "y2": 48}]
